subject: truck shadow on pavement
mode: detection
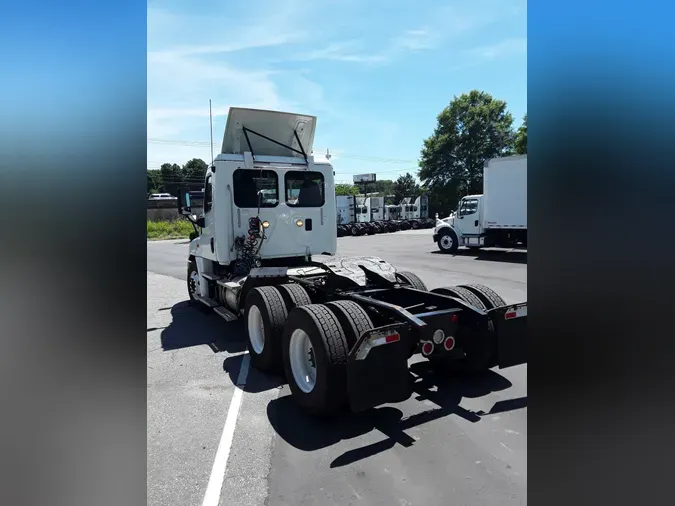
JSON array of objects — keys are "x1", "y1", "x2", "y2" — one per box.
[
  {"x1": 267, "y1": 361, "x2": 527, "y2": 468},
  {"x1": 431, "y1": 248, "x2": 527, "y2": 264},
  {"x1": 222, "y1": 354, "x2": 286, "y2": 393},
  {"x1": 159, "y1": 301, "x2": 248, "y2": 354}
]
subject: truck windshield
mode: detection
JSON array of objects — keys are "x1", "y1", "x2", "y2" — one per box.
[{"x1": 233, "y1": 169, "x2": 279, "y2": 208}]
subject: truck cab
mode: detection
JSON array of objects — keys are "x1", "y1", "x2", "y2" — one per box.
[
  {"x1": 383, "y1": 204, "x2": 402, "y2": 221},
  {"x1": 433, "y1": 194, "x2": 486, "y2": 252},
  {"x1": 182, "y1": 108, "x2": 336, "y2": 281}
]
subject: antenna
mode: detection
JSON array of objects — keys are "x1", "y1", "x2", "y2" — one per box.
[
  {"x1": 326, "y1": 148, "x2": 331, "y2": 160},
  {"x1": 209, "y1": 99, "x2": 214, "y2": 166}
]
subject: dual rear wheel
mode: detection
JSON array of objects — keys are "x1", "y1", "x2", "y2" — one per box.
[
  {"x1": 242, "y1": 275, "x2": 505, "y2": 412},
  {"x1": 244, "y1": 285, "x2": 374, "y2": 414},
  {"x1": 430, "y1": 283, "x2": 507, "y2": 372}
]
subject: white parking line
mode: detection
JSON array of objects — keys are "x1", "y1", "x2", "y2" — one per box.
[{"x1": 202, "y1": 353, "x2": 251, "y2": 506}]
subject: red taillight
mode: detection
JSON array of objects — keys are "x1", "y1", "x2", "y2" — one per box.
[
  {"x1": 450, "y1": 314, "x2": 459, "y2": 323},
  {"x1": 505, "y1": 312, "x2": 516, "y2": 319},
  {"x1": 385, "y1": 333, "x2": 400, "y2": 344},
  {"x1": 422, "y1": 342, "x2": 434, "y2": 356},
  {"x1": 443, "y1": 336, "x2": 455, "y2": 351}
]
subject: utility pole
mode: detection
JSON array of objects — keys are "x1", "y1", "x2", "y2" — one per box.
[{"x1": 209, "y1": 99, "x2": 214, "y2": 166}]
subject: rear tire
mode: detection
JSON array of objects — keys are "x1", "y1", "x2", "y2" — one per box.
[
  {"x1": 325, "y1": 300, "x2": 373, "y2": 348},
  {"x1": 277, "y1": 283, "x2": 312, "y2": 311},
  {"x1": 282, "y1": 304, "x2": 350, "y2": 415},
  {"x1": 431, "y1": 286, "x2": 495, "y2": 372},
  {"x1": 245, "y1": 286, "x2": 288, "y2": 372},
  {"x1": 458, "y1": 284, "x2": 507, "y2": 310},
  {"x1": 431, "y1": 286, "x2": 487, "y2": 311},
  {"x1": 395, "y1": 271, "x2": 428, "y2": 291}
]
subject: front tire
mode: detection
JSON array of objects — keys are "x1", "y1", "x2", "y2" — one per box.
[
  {"x1": 187, "y1": 261, "x2": 211, "y2": 313},
  {"x1": 282, "y1": 304, "x2": 350, "y2": 415},
  {"x1": 437, "y1": 229, "x2": 458, "y2": 254}
]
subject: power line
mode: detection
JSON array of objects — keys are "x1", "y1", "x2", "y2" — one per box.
[{"x1": 147, "y1": 137, "x2": 417, "y2": 165}]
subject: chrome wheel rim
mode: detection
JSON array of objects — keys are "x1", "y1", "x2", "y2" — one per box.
[
  {"x1": 440, "y1": 235, "x2": 454, "y2": 249},
  {"x1": 189, "y1": 270, "x2": 200, "y2": 298},
  {"x1": 289, "y1": 328, "x2": 317, "y2": 393},
  {"x1": 247, "y1": 305, "x2": 265, "y2": 354}
]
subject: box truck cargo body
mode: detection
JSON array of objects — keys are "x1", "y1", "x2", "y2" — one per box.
[
  {"x1": 433, "y1": 155, "x2": 527, "y2": 253},
  {"x1": 483, "y1": 156, "x2": 527, "y2": 230}
]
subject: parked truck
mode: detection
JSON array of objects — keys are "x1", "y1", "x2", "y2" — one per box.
[
  {"x1": 433, "y1": 155, "x2": 527, "y2": 253},
  {"x1": 337, "y1": 196, "x2": 398, "y2": 236},
  {"x1": 400, "y1": 195, "x2": 434, "y2": 229},
  {"x1": 178, "y1": 108, "x2": 527, "y2": 415},
  {"x1": 335, "y1": 196, "x2": 371, "y2": 236}
]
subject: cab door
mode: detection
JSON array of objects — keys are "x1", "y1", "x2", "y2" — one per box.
[
  {"x1": 456, "y1": 197, "x2": 481, "y2": 236},
  {"x1": 198, "y1": 172, "x2": 217, "y2": 260}
]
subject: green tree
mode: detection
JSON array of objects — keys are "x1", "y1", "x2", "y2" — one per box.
[
  {"x1": 182, "y1": 158, "x2": 208, "y2": 185},
  {"x1": 427, "y1": 182, "x2": 464, "y2": 218},
  {"x1": 418, "y1": 90, "x2": 515, "y2": 210},
  {"x1": 514, "y1": 114, "x2": 527, "y2": 154},
  {"x1": 160, "y1": 163, "x2": 183, "y2": 195},
  {"x1": 392, "y1": 173, "x2": 421, "y2": 203},
  {"x1": 147, "y1": 170, "x2": 162, "y2": 194},
  {"x1": 355, "y1": 179, "x2": 393, "y2": 196},
  {"x1": 335, "y1": 183, "x2": 359, "y2": 196}
]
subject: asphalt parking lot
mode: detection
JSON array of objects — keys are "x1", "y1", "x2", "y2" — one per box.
[{"x1": 147, "y1": 229, "x2": 527, "y2": 506}]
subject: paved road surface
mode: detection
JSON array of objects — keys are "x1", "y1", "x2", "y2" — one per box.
[{"x1": 147, "y1": 229, "x2": 527, "y2": 506}]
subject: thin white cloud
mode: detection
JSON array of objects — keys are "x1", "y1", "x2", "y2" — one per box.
[
  {"x1": 146, "y1": 0, "x2": 526, "y2": 167},
  {"x1": 292, "y1": 40, "x2": 389, "y2": 63},
  {"x1": 147, "y1": 1, "x2": 310, "y2": 54},
  {"x1": 146, "y1": 0, "x2": 328, "y2": 150},
  {"x1": 392, "y1": 29, "x2": 439, "y2": 51},
  {"x1": 468, "y1": 37, "x2": 527, "y2": 59},
  {"x1": 289, "y1": 1, "x2": 522, "y2": 65}
]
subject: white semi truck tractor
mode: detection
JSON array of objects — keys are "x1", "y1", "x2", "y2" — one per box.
[
  {"x1": 178, "y1": 108, "x2": 528, "y2": 415},
  {"x1": 433, "y1": 155, "x2": 527, "y2": 253}
]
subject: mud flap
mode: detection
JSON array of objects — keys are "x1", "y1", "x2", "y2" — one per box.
[
  {"x1": 489, "y1": 302, "x2": 528, "y2": 368},
  {"x1": 346, "y1": 325, "x2": 413, "y2": 412}
]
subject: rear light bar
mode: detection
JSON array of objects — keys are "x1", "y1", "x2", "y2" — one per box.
[
  {"x1": 421, "y1": 341, "x2": 434, "y2": 356},
  {"x1": 354, "y1": 330, "x2": 401, "y2": 360},
  {"x1": 504, "y1": 305, "x2": 527, "y2": 320}
]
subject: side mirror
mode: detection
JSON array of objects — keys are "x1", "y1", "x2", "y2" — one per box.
[
  {"x1": 196, "y1": 217, "x2": 205, "y2": 228},
  {"x1": 177, "y1": 188, "x2": 192, "y2": 215}
]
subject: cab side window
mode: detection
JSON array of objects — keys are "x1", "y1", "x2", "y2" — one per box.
[{"x1": 458, "y1": 199, "x2": 478, "y2": 216}]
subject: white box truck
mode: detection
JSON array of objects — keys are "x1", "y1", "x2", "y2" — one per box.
[{"x1": 433, "y1": 155, "x2": 527, "y2": 253}]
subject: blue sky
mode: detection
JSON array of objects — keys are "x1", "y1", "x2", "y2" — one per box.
[{"x1": 148, "y1": 0, "x2": 526, "y2": 183}]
